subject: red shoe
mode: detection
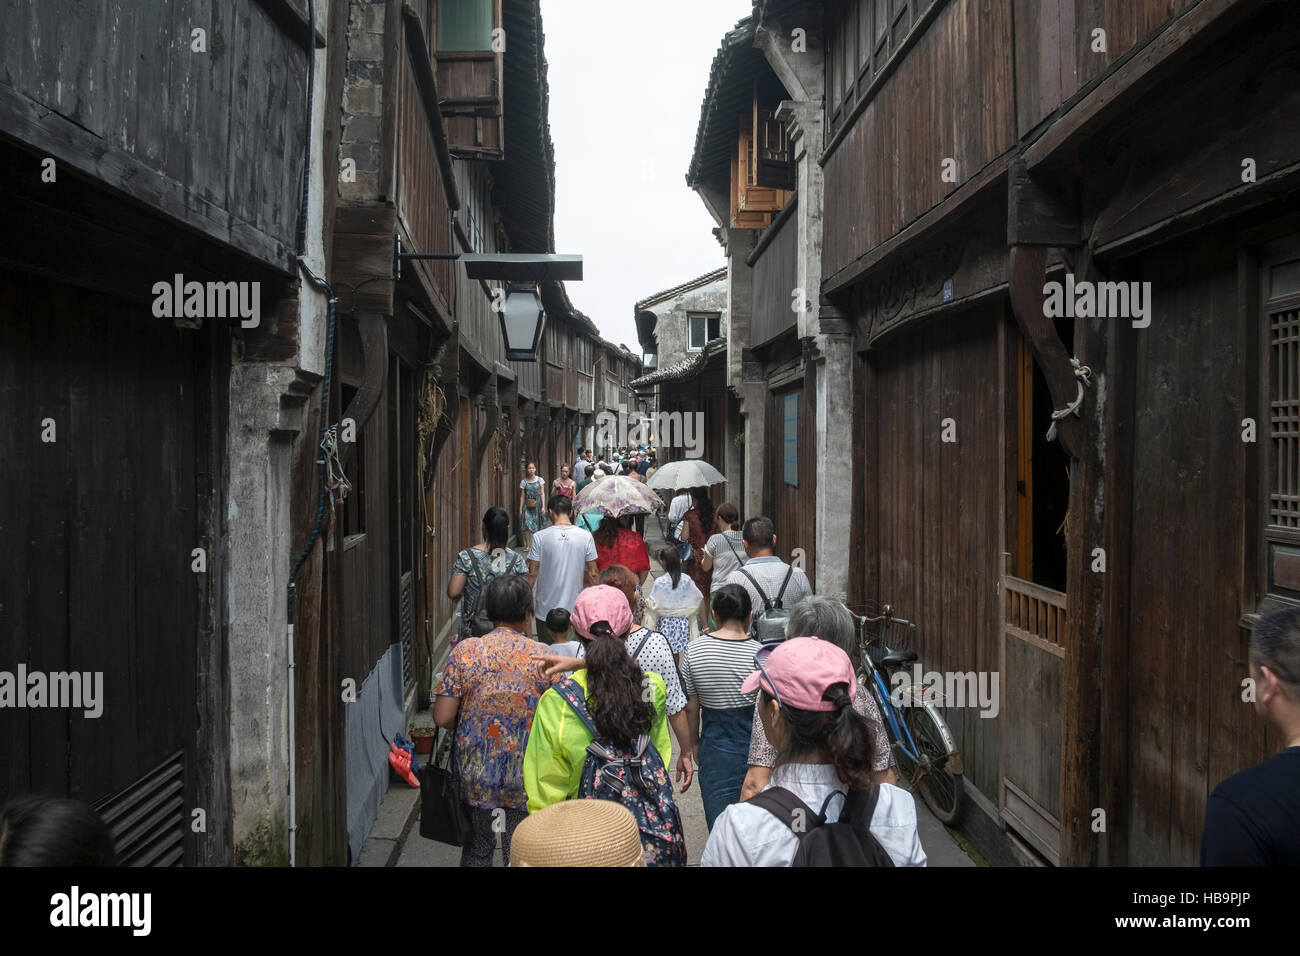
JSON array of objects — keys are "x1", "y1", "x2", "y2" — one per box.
[{"x1": 389, "y1": 743, "x2": 419, "y2": 788}]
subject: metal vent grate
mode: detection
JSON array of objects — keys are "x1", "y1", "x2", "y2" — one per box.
[
  {"x1": 399, "y1": 570, "x2": 415, "y2": 691},
  {"x1": 93, "y1": 751, "x2": 186, "y2": 867}
]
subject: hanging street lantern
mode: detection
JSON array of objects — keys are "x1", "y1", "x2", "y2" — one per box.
[
  {"x1": 391, "y1": 238, "x2": 582, "y2": 362},
  {"x1": 500, "y1": 283, "x2": 546, "y2": 362}
]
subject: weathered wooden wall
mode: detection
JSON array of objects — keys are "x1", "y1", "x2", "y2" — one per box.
[
  {"x1": 1115, "y1": 233, "x2": 1267, "y2": 865},
  {"x1": 1012, "y1": 0, "x2": 1194, "y2": 138},
  {"x1": 398, "y1": 29, "x2": 455, "y2": 316},
  {"x1": 750, "y1": 200, "x2": 799, "y2": 347},
  {"x1": 822, "y1": 0, "x2": 1015, "y2": 283},
  {"x1": 860, "y1": 307, "x2": 1004, "y2": 803},
  {"x1": 0, "y1": 0, "x2": 307, "y2": 270}
]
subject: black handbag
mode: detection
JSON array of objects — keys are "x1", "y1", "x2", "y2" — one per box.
[{"x1": 419, "y1": 727, "x2": 472, "y2": 846}]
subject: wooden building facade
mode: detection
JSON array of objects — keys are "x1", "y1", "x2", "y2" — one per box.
[
  {"x1": 1, "y1": 0, "x2": 637, "y2": 867},
  {"x1": 741, "y1": 0, "x2": 1300, "y2": 865},
  {"x1": 687, "y1": 17, "x2": 830, "y2": 587}
]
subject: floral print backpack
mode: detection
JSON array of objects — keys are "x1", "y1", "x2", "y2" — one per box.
[{"x1": 553, "y1": 678, "x2": 687, "y2": 867}]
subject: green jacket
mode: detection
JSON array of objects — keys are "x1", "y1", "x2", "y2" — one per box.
[{"x1": 523, "y1": 669, "x2": 671, "y2": 813}]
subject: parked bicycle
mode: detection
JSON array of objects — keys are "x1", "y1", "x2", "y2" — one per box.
[{"x1": 851, "y1": 603, "x2": 964, "y2": 824}]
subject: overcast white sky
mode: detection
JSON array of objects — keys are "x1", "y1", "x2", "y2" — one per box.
[{"x1": 540, "y1": 0, "x2": 750, "y2": 351}]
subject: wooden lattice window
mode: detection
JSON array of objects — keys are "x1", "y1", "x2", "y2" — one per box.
[{"x1": 1264, "y1": 253, "x2": 1300, "y2": 599}]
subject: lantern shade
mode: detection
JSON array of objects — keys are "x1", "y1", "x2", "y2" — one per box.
[{"x1": 500, "y1": 284, "x2": 546, "y2": 362}]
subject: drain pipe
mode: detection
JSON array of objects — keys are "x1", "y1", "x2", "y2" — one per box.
[
  {"x1": 286, "y1": 585, "x2": 299, "y2": 867},
  {"x1": 283, "y1": 0, "x2": 328, "y2": 868}
]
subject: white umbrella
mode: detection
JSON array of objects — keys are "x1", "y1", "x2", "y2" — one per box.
[{"x1": 646, "y1": 459, "x2": 727, "y2": 491}]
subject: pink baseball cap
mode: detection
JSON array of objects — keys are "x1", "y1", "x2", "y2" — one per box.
[
  {"x1": 569, "y1": 585, "x2": 633, "y2": 641},
  {"x1": 740, "y1": 637, "x2": 858, "y2": 711}
]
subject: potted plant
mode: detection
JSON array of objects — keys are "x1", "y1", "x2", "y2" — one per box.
[{"x1": 409, "y1": 721, "x2": 437, "y2": 755}]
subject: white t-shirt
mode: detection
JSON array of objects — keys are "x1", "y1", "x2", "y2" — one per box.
[
  {"x1": 527, "y1": 524, "x2": 597, "y2": 619},
  {"x1": 701, "y1": 763, "x2": 928, "y2": 867},
  {"x1": 548, "y1": 640, "x2": 585, "y2": 659},
  {"x1": 668, "y1": 493, "x2": 691, "y2": 524}
]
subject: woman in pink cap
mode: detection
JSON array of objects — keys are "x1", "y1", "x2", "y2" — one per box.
[
  {"x1": 523, "y1": 585, "x2": 686, "y2": 865},
  {"x1": 700, "y1": 637, "x2": 927, "y2": 867}
]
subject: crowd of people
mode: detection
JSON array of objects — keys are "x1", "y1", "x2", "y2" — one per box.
[
  {"x1": 427, "y1": 446, "x2": 1300, "y2": 869},
  {"x1": 4, "y1": 442, "x2": 1294, "y2": 869},
  {"x1": 430, "y1": 446, "x2": 941, "y2": 867}
]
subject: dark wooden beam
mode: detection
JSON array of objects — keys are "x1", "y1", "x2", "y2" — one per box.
[
  {"x1": 1008, "y1": 161, "x2": 1080, "y2": 247},
  {"x1": 252, "y1": 0, "x2": 328, "y2": 49},
  {"x1": 0, "y1": 87, "x2": 295, "y2": 274},
  {"x1": 1006, "y1": 245, "x2": 1085, "y2": 460}
]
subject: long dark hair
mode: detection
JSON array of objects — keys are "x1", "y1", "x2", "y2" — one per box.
[
  {"x1": 482, "y1": 506, "x2": 510, "y2": 551},
  {"x1": 762, "y1": 683, "x2": 875, "y2": 790},
  {"x1": 691, "y1": 486, "x2": 714, "y2": 530},
  {"x1": 593, "y1": 514, "x2": 620, "y2": 548},
  {"x1": 0, "y1": 795, "x2": 117, "y2": 866},
  {"x1": 583, "y1": 622, "x2": 655, "y2": 749},
  {"x1": 657, "y1": 546, "x2": 681, "y2": 588}
]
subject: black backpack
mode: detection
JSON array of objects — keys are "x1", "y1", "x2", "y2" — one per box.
[
  {"x1": 746, "y1": 785, "x2": 896, "y2": 867},
  {"x1": 738, "y1": 564, "x2": 795, "y2": 643},
  {"x1": 461, "y1": 550, "x2": 498, "y2": 638}
]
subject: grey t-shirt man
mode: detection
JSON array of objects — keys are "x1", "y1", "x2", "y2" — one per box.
[
  {"x1": 528, "y1": 523, "x2": 598, "y2": 619},
  {"x1": 727, "y1": 556, "x2": 811, "y2": 638}
]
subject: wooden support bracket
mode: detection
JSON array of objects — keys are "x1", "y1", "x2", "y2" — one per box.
[{"x1": 1007, "y1": 246, "x2": 1086, "y2": 461}]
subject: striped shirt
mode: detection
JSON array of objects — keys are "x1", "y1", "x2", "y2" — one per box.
[
  {"x1": 679, "y1": 633, "x2": 763, "y2": 710},
  {"x1": 704, "y1": 530, "x2": 746, "y2": 592}
]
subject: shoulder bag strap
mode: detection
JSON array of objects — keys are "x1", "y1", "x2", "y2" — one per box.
[
  {"x1": 724, "y1": 533, "x2": 745, "y2": 565},
  {"x1": 773, "y1": 564, "x2": 796, "y2": 607},
  {"x1": 841, "y1": 785, "x2": 881, "y2": 827},
  {"x1": 746, "y1": 786, "x2": 820, "y2": 834},
  {"x1": 737, "y1": 567, "x2": 773, "y2": 611},
  {"x1": 631, "y1": 631, "x2": 652, "y2": 660},
  {"x1": 554, "y1": 678, "x2": 598, "y2": 737}
]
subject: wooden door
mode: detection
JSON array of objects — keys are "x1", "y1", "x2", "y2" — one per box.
[
  {"x1": 999, "y1": 331, "x2": 1068, "y2": 864},
  {"x1": 0, "y1": 268, "x2": 205, "y2": 864},
  {"x1": 765, "y1": 382, "x2": 816, "y2": 584}
]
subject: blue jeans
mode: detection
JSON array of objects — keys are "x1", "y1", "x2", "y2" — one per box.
[{"x1": 698, "y1": 705, "x2": 754, "y2": 830}]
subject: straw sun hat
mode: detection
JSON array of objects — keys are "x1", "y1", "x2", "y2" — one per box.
[{"x1": 509, "y1": 800, "x2": 646, "y2": 867}]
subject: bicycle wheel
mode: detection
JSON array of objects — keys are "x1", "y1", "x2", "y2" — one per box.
[{"x1": 906, "y1": 705, "x2": 964, "y2": 824}]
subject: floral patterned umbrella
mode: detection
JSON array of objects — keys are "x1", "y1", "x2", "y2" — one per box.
[{"x1": 573, "y1": 474, "x2": 663, "y2": 517}]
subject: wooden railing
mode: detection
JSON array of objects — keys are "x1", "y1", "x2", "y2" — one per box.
[{"x1": 1003, "y1": 576, "x2": 1067, "y2": 655}]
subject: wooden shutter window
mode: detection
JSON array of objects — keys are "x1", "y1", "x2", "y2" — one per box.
[{"x1": 1265, "y1": 255, "x2": 1300, "y2": 598}]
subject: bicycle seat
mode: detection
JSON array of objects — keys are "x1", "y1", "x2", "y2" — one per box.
[{"x1": 868, "y1": 646, "x2": 917, "y2": 667}]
